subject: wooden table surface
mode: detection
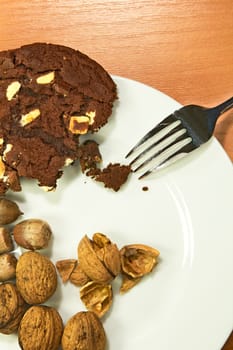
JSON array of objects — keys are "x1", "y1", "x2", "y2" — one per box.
[{"x1": 0, "y1": 0, "x2": 232, "y2": 348}]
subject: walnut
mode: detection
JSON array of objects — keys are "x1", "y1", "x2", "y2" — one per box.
[
  {"x1": 16, "y1": 251, "x2": 57, "y2": 304},
  {"x1": 78, "y1": 233, "x2": 121, "y2": 283},
  {"x1": 120, "y1": 244, "x2": 160, "y2": 278},
  {"x1": 62, "y1": 311, "x2": 106, "y2": 350},
  {"x1": 80, "y1": 281, "x2": 113, "y2": 318},
  {"x1": 18, "y1": 305, "x2": 63, "y2": 350},
  {"x1": 0, "y1": 283, "x2": 27, "y2": 334}
]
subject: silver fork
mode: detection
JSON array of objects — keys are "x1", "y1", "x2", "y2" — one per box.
[{"x1": 126, "y1": 96, "x2": 233, "y2": 179}]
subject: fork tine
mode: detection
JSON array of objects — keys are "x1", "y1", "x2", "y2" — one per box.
[
  {"x1": 125, "y1": 114, "x2": 181, "y2": 158},
  {"x1": 138, "y1": 136, "x2": 193, "y2": 179},
  {"x1": 131, "y1": 127, "x2": 187, "y2": 169}
]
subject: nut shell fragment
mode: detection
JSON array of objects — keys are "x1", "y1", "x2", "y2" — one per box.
[
  {"x1": 80, "y1": 281, "x2": 113, "y2": 318},
  {"x1": 0, "y1": 283, "x2": 27, "y2": 334},
  {"x1": 18, "y1": 305, "x2": 63, "y2": 350},
  {"x1": 120, "y1": 274, "x2": 142, "y2": 294},
  {"x1": 69, "y1": 263, "x2": 90, "y2": 286},
  {"x1": 56, "y1": 259, "x2": 77, "y2": 283},
  {"x1": 120, "y1": 244, "x2": 160, "y2": 278},
  {"x1": 16, "y1": 251, "x2": 57, "y2": 304},
  {"x1": 62, "y1": 311, "x2": 106, "y2": 350}
]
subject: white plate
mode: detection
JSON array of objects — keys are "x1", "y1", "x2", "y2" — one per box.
[{"x1": 1, "y1": 76, "x2": 233, "y2": 350}]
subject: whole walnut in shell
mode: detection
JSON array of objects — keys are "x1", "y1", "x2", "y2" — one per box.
[
  {"x1": 16, "y1": 251, "x2": 57, "y2": 304},
  {"x1": 62, "y1": 311, "x2": 106, "y2": 350},
  {"x1": 18, "y1": 305, "x2": 63, "y2": 350},
  {"x1": 0, "y1": 283, "x2": 27, "y2": 334}
]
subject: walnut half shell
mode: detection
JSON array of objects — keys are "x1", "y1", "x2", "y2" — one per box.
[
  {"x1": 80, "y1": 281, "x2": 113, "y2": 318},
  {"x1": 120, "y1": 244, "x2": 160, "y2": 278}
]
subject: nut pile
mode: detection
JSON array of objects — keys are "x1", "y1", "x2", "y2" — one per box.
[
  {"x1": 0, "y1": 197, "x2": 63, "y2": 350},
  {"x1": 56, "y1": 232, "x2": 160, "y2": 318},
  {"x1": 0, "y1": 197, "x2": 160, "y2": 350}
]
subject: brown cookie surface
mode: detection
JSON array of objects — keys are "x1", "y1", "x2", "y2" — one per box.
[{"x1": 0, "y1": 43, "x2": 117, "y2": 193}]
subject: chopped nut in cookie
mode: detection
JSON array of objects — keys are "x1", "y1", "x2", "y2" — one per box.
[
  {"x1": 36, "y1": 71, "x2": 55, "y2": 84},
  {"x1": 69, "y1": 115, "x2": 90, "y2": 134},
  {"x1": 20, "y1": 109, "x2": 41, "y2": 126},
  {"x1": 6, "y1": 81, "x2": 21, "y2": 101}
]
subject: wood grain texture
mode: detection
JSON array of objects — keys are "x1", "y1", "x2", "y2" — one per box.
[{"x1": 0, "y1": 1, "x2": 232, "y2": 347}]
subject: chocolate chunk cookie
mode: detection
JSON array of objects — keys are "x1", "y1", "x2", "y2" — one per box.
[{"x1": 0, "y1": 43, "x2": 117, "y2": 193}]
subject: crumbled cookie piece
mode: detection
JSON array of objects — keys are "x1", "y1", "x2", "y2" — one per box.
[
  {"x1": 78, "y1": 140, "x2": 102, "y2": 172},
  {"x1": 88, "y1": 163, "x2": 131, "y2": 191}
]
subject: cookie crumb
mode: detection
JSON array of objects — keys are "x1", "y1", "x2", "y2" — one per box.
[{"x1": 142, "y1": 186, "x2": 149, "y2": 191}]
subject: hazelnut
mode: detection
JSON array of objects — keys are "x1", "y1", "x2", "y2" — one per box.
[
  {"x1": 16, "y1": 251, "x2": 57, "y2": 304},
  {"x1": 0, "y1": 197, "x2": 23, "y2": 225},
  {"x1": 36, "y1": 71, "x2": 55, "y2": 84},
  {"x1": 6, "y1": 81, "x2": 21, "y2": 101},
  {"x1": 62, "y1": 311, "x2": 106, "y2": 350},
  {"x1": 0, "y1": 227, "x2": 14, "y2": 253},
  {"x1": 18, "y1": 305, "x2": 63, "y2": 350},
  {"x1": 20, "y1": 109, "x2": 40, "y2": 126},
  {"x1": 13, "y1": 218, "x2": 52, "y2": 250},
  {"x1": 0, "y1": 253, "x2": 17, "y2": 282}
]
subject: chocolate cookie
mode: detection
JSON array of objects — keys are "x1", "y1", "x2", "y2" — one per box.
[{"x1": 0, "y1": 43, "x2": 117, "y2": 193}]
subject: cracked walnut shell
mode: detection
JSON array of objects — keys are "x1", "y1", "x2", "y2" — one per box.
[
  {"x1": 18, "y1": 305, "x2": 63, "y2": 350},
  {"x1": 78, "y1": 233, "x2": 121, "y2": 283},
  {"x1": 62, "y1": 311, "x2": 106, "y2": 350},
  {"x1": 16, "y1": 251, "x2": 57, "y2": 304},
  {"x1": 0, "y1": 283, "x2": 27, "y2": 334},
  {"x1": 120, "y1": 244, "x2": 160, "y2": 278},
  {"x1": 80, "y1": 281, "x2": 113, "y2": 318}
]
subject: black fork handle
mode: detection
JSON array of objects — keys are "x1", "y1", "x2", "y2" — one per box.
[
  {"x1": 208, "y1": 96, "x2": 233, "y2": 131},
  {"x1": 213, "y1": 96, "x2": 233, "y2": 115}
]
